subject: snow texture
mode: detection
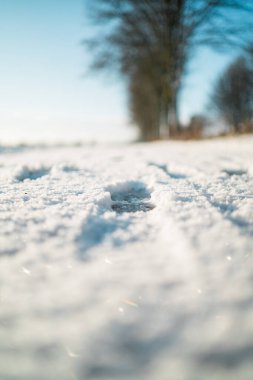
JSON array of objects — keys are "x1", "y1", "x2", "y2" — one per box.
[{"x1": 0, "y1": 136, "x2": 253, "y2": 380}]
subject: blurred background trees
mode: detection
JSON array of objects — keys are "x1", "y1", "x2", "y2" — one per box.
[
  {"x1": 211, "y1": 56, "x2": 253, "y2": 134},
  {"x1": 85, "y1": 0, "x2": 253, "y2": 141}
]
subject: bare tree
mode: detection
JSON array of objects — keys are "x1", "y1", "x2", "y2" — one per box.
[
  {"x1": 85, "y1": 0, "x2": 253, "y2": 140},
  {"x1": 211, "y1": 56, "x2": 253, "y2": 132}
]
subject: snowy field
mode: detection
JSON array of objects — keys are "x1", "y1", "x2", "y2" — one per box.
[{"x1": 0, "y1": 136, "x2": 253, "y2": 380}]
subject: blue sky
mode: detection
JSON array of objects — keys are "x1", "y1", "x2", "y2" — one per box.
[{"x1": 0, "y1": 0, "x2": 236, "y2": 144}]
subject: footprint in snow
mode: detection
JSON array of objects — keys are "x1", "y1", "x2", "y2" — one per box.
[
  {"x1": 222, "y1": 168, "x2": 247, "y2": 177},
  {"x1": 14, "y1": 166, "x2": 50, "y2": 182},
  {"x1": 62, "y1": 165, "x2": 80, "y2": 173},
  {"x1": 76, "y1": 182, "x2": 154, "y2": 258},
  {"x1": 107, "y1": 182, "x2": 155, "y2": 214}
]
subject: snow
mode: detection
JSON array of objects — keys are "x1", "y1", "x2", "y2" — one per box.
[{"x1": 0, "y1": 136, "x2": 253, "y2": 380}]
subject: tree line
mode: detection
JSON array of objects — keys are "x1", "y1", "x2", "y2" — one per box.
[
  {"x1": 211, "y1": 49, "x2": 253, "y2": 134},
  {"x1": 85, "y1": 0, "x2": 253, "y2": 141}
]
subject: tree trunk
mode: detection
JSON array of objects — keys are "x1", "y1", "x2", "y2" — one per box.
[
  {"x1": 159, "y1": 102, "x2": 169, "y2": 139},
  {"x1": 168, "y1": 90, "x2": 180, "y2": 137}
]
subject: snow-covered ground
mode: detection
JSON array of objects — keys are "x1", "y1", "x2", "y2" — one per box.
[{"x1": 0, "y1": 136, "x2": 253, "y2": 380}]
